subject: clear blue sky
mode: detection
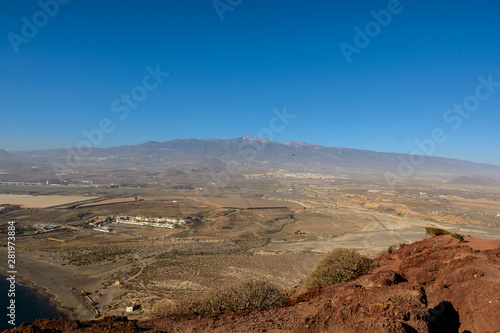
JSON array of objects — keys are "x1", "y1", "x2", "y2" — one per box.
[{"x1": 1, "y1": 0, "x2": 499, "y2": 165}]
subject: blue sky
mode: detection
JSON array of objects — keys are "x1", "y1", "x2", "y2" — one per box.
[{"x1": 1, "y1": 0, "x2": 499, "y2": 165}]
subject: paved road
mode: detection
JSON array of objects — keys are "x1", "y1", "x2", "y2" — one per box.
[
  {"x1": 370, "y1": 214, "x2": 414, "y2": 243},
  {"x1": 370, "y1": 214, "x2": 390, "y2": 231}
]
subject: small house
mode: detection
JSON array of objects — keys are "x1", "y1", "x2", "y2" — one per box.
[{"x1": 126, "y1": 303, "x2": 138, "y2": 312}]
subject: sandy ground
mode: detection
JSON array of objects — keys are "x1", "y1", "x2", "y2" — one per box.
[
  {"x1": 1, "y1": 186, "x2": 498, "y2": 322},
  {"x1": 2, "y1": 221, "x2": 498, "y2": 322},
  {"x1": 77, "y1": 197, "x2": 138, "y2": 208},
  {"x1": 190, "y1": 196, "x2": 304, "y2": 209},
  {"x1": 265, "y1": 207, "x2": 500, "y2": 257},
  {"x1": 0, "y1": 249, "x2": 125, "y2": 320},
  {"x1": 0, "y1": 194, "x2": 99, "y2": 208}
]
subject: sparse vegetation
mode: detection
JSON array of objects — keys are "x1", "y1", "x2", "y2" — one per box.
[
  {"x1": 426, "y1": 228, "x2": 466, "y2": 243},
  {"x1": 425, "y1": 227, "x2": 450, "y2": 236},
  {"x1": 77, "y1": 211, "x2": 91, "y2": 219},
  {"x1": 302, "y1": 248, "x2": 372, "y2": 288},
  {"x1": 451, "y1": 233, "x2": 467, "y2": 243},
  {"x1": 63, "y1": 247, "x2": 131, "y2": 265},
  {"x1": 4, "y1": 175, "x2": 498, "y2": 321},
  {"x1": 387, "y1": 243, "x2": 401, "y2": 254},
  {"x1": 152, "y1": 279, "x2": 288, "y2": 317},
  {"x1": 0, "y1": 225, "x2": 38, "y2": 235}
]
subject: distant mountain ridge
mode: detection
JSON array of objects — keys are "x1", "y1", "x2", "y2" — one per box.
[
  {"x1": 447, "y1": 176, "x2": 500, "y2": 186},
  {"x1": 1, "y1": 136, "x2": 500, "y2": 180}
]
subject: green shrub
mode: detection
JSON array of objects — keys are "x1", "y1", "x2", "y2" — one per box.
[
  {"x1": 302, "y1": 248, "x2": 371, "y2": 288},
  {"x1": 451, "y1": 233, "x2": 466, "y2": 243},
  {"x1": 425, "y1": 227, "x2": 450, "y2": 236},
  {"x1": 153, "y1": 279, "x2": 288, "y2": 317}
]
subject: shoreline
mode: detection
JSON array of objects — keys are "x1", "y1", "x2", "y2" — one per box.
[
  {"x1": 0, "y1": 248, "x2": 103, "y2": 321},
  {"x1": 9, "y1": 273, "x2": 75, "y2": 320},
  {"x1": 0, "y1": 273, "x2": 66, "y2": 319}
]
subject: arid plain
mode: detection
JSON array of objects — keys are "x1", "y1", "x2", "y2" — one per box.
[{"x1": 1, "y1": 172, "x2": 499, "y2": 321}]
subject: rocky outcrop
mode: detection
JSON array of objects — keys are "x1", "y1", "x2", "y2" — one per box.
[{"x1": 6, "y1": 235, "x2": 500, "y2": 333}]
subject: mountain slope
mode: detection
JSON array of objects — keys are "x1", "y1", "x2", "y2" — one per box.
[
  {"x1": 1, "y1": 136, "x2": 499, "y2": 179},
  {"x1": 447, "y1": 176, "x2": 500, "y2": 186}
]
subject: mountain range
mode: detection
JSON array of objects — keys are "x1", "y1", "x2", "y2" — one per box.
[{"x1": 1, "y1": 136, "x2": 499, "y2": 180}]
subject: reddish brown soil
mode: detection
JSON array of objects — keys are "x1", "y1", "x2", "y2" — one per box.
[{"x1": 7, "y1": 235, "x2": 500, "y2": 333}]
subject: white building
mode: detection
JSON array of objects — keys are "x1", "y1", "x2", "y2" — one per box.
[{"x1": 126, "y1": 303, "x2": 137, "y2": 312}]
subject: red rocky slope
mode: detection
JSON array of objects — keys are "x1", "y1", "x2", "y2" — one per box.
[{"x1": 7, "y1": 235, "x2": 500, "y2": 333}]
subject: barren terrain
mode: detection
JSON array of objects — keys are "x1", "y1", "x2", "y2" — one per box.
[{"x1": 1, "y1": 174, "x2": 499, "y2": 323}]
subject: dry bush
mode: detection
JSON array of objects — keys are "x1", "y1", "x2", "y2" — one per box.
[
  {"x1": 153, "y1": 279, "x2": 289, "y2": 317},
  {"x1": 387, "y1": 243, "x2": 401, "y2": 254},
  {"x1": 302, "y1": 248, "x2": 371, "y2": 288}
]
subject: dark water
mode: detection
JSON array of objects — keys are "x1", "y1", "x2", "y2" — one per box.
[{"x1": 1, "y1": 274, "x2": 66, "y2": 332}]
